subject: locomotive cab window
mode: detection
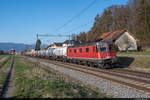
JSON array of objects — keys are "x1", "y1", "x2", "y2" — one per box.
[
  {"x1": 100, "y1": 47, "x2": 106, "y2": 52},
  {"x1": 74, "y1": 49, "x2": 77, "y2": 53},
  {"x1": 80, "y1": 48, "x2": 82, "y2": 53},
  {"x1": 69, "y1": 49, "x2": 72, "y2": 53},
  {"x1": 86, "y1": 48, "x2": 89, "y2": 52}
]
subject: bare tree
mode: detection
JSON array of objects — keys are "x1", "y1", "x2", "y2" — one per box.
[{"x1": 35, "y1": 39, "x2": 41, "y2": 50}]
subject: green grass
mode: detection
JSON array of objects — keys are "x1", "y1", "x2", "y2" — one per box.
[
  {"x1": 0, "y1": 56, "x2": 11, "y2": 68},
  {"x1": 13, "y1": 56, "x2": 110, "y2": 98},
  {"x1": 129, "y1": 57, "x2": 150, "y2": 71},
  {"x1": 0, "y1": 54, "x2": 9, "y2": 59},
  {"x1": 117, "y1": 51, "x2": 150, "y2": 55}
]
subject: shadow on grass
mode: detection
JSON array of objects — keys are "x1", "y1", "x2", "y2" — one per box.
[{"x1": 115, "y1": 57, "x2": 135, "y2": 68}]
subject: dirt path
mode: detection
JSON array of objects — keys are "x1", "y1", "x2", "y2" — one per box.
[
  {"x1": 0, "y1": 57, "x2": 14, "y2": 98},
  {"x1": 4, "y1": 66, "x2": 14, "y2": 98}
]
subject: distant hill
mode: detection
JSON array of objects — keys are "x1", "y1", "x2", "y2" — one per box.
[{"x1": 0, "y1": 42, "x2": 46, "y2": 52}]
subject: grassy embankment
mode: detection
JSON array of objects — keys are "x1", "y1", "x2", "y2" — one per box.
[
  {"x1": 117, "y1": 51, "x2": 150, "y2": 72},
  {"x1": 129, "y1": 57, "x2": 150, "y2": 72},
  {"x1": 0, "y1": 55, "x2": 11, "y2": 93},
  {"x1": 13, "y1": 56, "x2": 110, "y2": 98},
  {"x1": 0, "y1": 55, "x2": 9, "y2": 59},
  {"x1": 117, "y1": 51, "x2": 150, "y2": 55}
]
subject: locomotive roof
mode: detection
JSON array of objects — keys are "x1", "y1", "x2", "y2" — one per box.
[{"x1": 68, "y1": 41, "x2": 112, "y2": 48}]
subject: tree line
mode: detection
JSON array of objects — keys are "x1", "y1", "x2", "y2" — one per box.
[{"x1": 74, "y1": 0, "x2": 150, "y2": 47}]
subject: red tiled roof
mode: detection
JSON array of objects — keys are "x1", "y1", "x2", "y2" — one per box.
[
  {"x1": 98, "y1": 31, "x2": 112, "y2": 39},
  {"x1": 98, "y1": 30, "x2": 125, "y2": 42}
]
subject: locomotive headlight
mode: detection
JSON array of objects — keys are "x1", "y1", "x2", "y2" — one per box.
[{"x1": 107, "y1": 52, "x2": 110, "y2": 56}]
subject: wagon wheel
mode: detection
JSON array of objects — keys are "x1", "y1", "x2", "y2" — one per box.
[
  {"x1": 87, "y1": 62, "x2": 92, "y2": 67},
  {"x1": 76, "y1": 60, "x2": 79, "y2": 64},
  {"x1": 93, "y1": 63, "x2": 98, "y2": 68},
  {"x1": 84, "y1": 62, "x2": 88, "y2": 66},
  {"x1": 97, "y1": 63, "x2": 105, "y2": 69},
  {"x1": 68, "y1": 59, "x2": 71, "y2": 63},
  {"x1": 89, "y1": 62, "x2": 94, "y2": 67},
  {"x1": 105, "y1": 64, "x2": 112, "y2": 69},
  {"x1": 78, "y1": 61, "x2": 82, "y2": 65}
]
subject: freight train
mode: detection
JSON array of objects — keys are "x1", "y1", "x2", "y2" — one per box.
[{"x1": 24, "y1": 41, "x2": 117, "y2": 68}]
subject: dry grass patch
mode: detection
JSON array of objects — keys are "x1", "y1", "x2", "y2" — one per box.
[
  {"x1": 129, "y1": 57, "x2": 150, "y2": 72},
  {"x1": 117, "y1": 56, "x2": 150, "y2": 72},
  {"x1": 13, "y1": 56, "x2": 110, "y2": 98}
]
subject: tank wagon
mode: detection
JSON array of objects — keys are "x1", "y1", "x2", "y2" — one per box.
[
  {"x1": 25, "y1": 41, "x2": 117, "y2": 68},
  {"x1": 53, "y1": 47, "x2": 67, "y2": 60}
]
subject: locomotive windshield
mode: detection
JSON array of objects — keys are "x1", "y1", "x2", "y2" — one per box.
[
  {"x1": 96, "y1": 45, "x2": 107, "y2": 52},
  {"x1": 96, "y1": 42, "x2": 115, "y2": 52},
  {"x1": 100, "y1": 47, "x2": 106, "y2": 52}
]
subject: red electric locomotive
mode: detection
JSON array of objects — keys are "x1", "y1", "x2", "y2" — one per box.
[
  {"x1": 10, "y1": 49, "x2": 15, "y2": 55},
  {"x1": 67, "y1": 41, "x2": 117, "y2": 68}
]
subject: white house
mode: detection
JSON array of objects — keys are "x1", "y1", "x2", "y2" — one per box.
[{"x1": 98, "y1": 30, "x2": 137, "y2": 51}]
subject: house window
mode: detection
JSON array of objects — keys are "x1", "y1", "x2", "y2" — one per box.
[
  {"x1": 86, "y1": 48, "x2": 89, "y2": 52},
  {"x1": 109, "y1": 44, "x2": 115, "y2": 51},
  {"x1": 80, "y1": 48, "x2": 82, "y2": 53},
  {"x1": 74, "y1": 49, "x2": 77, "y2": 53}
]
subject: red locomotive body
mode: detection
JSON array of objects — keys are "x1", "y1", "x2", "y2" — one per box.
[{"x1": 67, "y1": 42, "x2": 117, "y2": 68}]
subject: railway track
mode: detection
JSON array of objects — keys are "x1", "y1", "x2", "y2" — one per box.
[
  {"x1": 0, "y1": 56, "x2": 14, "y2": 98},
  {"x1": 111, "y1": 68, "x2": 150, "y2": 79},
  {"x1": 32, "y1": 57, "x2": 150, "y2": 94}
]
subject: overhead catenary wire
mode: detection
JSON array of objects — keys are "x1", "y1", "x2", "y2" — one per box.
[
  {"x1": 36, "y1": 34, "x2": 71, "y2": 44},
  {"x1": 36, "y1": 0, "x2": 98, "y2": 44},
  {"x1": 55, "y1": 0, "x2": 98, "y2": 32},
  {"x1": 66, "y1": 21, "x2": 92, "y2": 33},
  {"x1": 37, "y1": 21, "x2": 93, "y2": 44},
  {"x1": 37, "y1": 21, "x2": 92, "y2": 37}
]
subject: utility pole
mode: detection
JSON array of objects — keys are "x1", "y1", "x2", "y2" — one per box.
[
  {"x1": 36, "y1": 33, "x2": 39, "y2": 67},
  {"x1": 37, "y1": 34, "x2": 39, "y2": 40}
]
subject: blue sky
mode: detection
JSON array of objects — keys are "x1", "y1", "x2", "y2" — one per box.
[{"x1": 0, "y1": 0, "x2": 128, "y2": 45}]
